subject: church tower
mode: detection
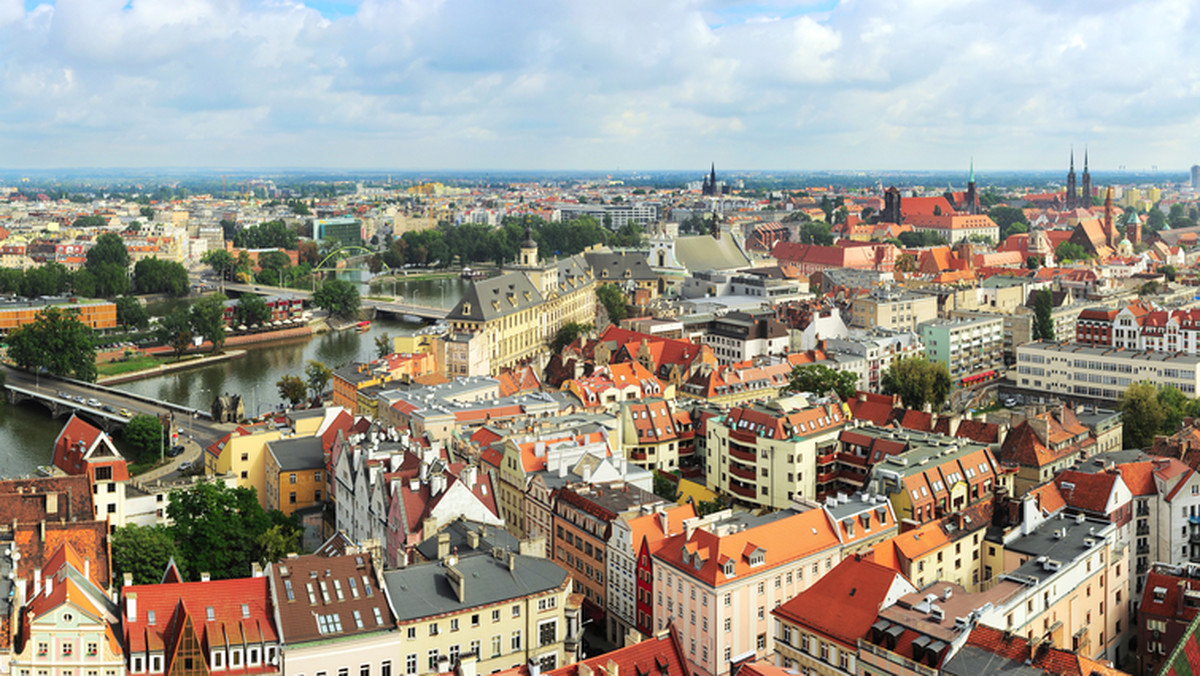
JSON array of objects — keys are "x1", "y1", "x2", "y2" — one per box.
[
  {"x1": 1081, "y1": 149, "x2": 1092, "y2": 208},
  {"x1": 1103, "y1": 187, "x2": 1116, "y2": 249},
  {"x1": 882, "y1": 186, "x2": 902, "y2": 224},
  {"x1": 965, "y1": 159, "x2": 979, "y2": 215},
  {"x1": 1066, "y1": 148, "x2": 1077, "y2": 210},
  {"x1": 519, "y1": 225, "x2": 538, "y2": 268}
]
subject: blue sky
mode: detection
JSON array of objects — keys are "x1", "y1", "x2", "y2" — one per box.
[{"x1": 1, "y1": 0, "x2": 1198, "y2": 172}]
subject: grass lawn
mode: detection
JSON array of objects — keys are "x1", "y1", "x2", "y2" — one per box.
[{"x1": 97, "y1": 355, "x2": 165, "y2": 376}]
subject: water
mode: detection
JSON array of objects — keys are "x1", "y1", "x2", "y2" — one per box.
[
  {"x1": 0, "y1": 274, "x2": 469, "y2": 478},
  {"x1": 344, "y1": 270, "x2": 473, "y2": 310}
]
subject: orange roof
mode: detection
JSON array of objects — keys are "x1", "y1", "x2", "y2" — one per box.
[{"x1": 774, "y1": 556, "x2": 910, "y2": 649}]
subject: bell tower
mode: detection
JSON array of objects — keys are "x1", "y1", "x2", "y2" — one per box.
[{"x1": 519, "y1": 226, "x2": 538, "y2": 268}]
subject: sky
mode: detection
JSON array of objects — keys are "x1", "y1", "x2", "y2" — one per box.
[{"x1": 1, "y1": 0, "x2": 1198, "y2": 172}]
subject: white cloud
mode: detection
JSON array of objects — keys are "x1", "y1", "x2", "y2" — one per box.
[{"x1": 0, "y1": 0, "x2": 1198, "y2": 170}]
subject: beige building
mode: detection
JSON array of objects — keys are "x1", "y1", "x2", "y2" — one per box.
[
  {"x1": 851, "y1": 288, "x2": 938, "y2": 333},
  {"x1": 445, "y1": 231, "x2": 596, "y2": 374},
  {"x1": 204, "y1": 411, "x2": 328, "y2": 509},
  {"x1": 1015, "y1": 341, "x2": 1200, "y2": 402},
  {"x1": 704, "y1": 395, "x2": 847, "y2": 510},
  {"x1": 382, "y1": 551, "x2": 580, "y2": 674}
]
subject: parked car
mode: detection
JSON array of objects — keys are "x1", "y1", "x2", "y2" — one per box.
[
  {"x1": 102, "y1": 404, "x2": 116, "y2": 413},
  {"x1": 167, "y1": 444, "x2": 185, "y2": 457},
  {"x1": 87, "y1": 398, "x2": 101, "y2": 408},
  {"x1": 178, "y1": 460, "x2": 193, "y2": 472}
]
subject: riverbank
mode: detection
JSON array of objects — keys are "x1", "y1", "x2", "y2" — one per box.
[
  {"x1": 99, "y1": 350, "x2": 247, "y2": 385},
  {"x1": 98, "y1": 325, "x2": 319, "y2": 384}
]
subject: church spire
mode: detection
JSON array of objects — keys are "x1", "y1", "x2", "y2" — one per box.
[{"x1": 969, "y1": 157, "x2": 974, "y2": 183}]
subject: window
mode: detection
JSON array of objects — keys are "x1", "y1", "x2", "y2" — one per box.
[
  {"x1": 382, "y1": 661, "x2": 391, "y2": 676},
  {"x1": 429, "y1": 622, "x2": 439, "y2": 636},
  {"x1": 212, "y1": 651, "x2": 226, "y2": 670},
  {"x1": 513, "y1": 604, "x2": 521, "y2": 618},
  {"x1": 724, "y1": 618, "x2": 732, "y2": 632},
  {"x1": 62, "y1": 643, "x2": 74, "y2": 657},
  {"x1": 353, "y1": 610, "x2": 364, "y2": 629},
  {"x1": 471, "y1": 613, "x2": 480, "y2": 627},
  {"x1": 757, "y1": 633, "x2": 766, "y2": 650},
  {"x1": 538, "y1": 620, "x2": 558, "y2": 647},
  {"x1": 405, "y1": 657, "x2": 418, "y2": 676},
  {"x1": 87, "y1": 643, "x2": 98, "y2": 657},
  {"x1": 290, "y1": 473, "x2": 297, "y2": 484},
  {"x1": 512, "y1": 631, "x2": 523, "y2": 651},
  {"x1": 491, "y1": 635, "x2": 502, "y2": 657},
  {"x1": 538, "y1": 596, "x2": 557, "y2": 611},
  {"x1": 492, "y1": 609, "x2": 501, "y2": 622},
  {"x1": 373, "y1": 607, "x2": 384, "y2": 625},
  {"x1": 407, "y1": 627, "x2": 417, "y2": 639},
  {"x1": 427, "y1": 651, "x2": 440, "y2": 672}
]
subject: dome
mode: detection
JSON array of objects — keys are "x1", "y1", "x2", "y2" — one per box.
[{"x1": 521, "y1": 226, "x2": 537, "y2": 249}]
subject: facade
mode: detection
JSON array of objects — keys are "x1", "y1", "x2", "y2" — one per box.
[
  {"x1": 1139, "y1": 563, "x2": 1200, "y2": 675},
  {"x1": 917, "y1": 315, "x2": 1004, "y2": 387},
  {"x1": 0, "y1": 298, "x2": 117, "y2": 335},
  {"x1": 617, "y1": 398, "x2": 695, "y2": 472},
  {"x1": 382, "y1": 550, "x2": 579, "y2": 674},
  {"x1": 651, "y1": 509, "x2": 843, "y2": 676},
  {"x1": 825, "y1": 329, "x2": 924, "y2": 394},
  {"x1": 850, "y1": 289, "x2": 938, "y2": 333},
  {"x1": 264, "y1": 436, "x2": 327, "y2": 517},
  {"x1": 51, "y1": 414, "x2": 131, "y2": 524},
  {"x1": 1015, "y1": 341, "x2": 1200, "y2": 402},
  {"x1": 605, "y1": 503, "x2": 696, "y2": 643},
  {"x1": 701, "y1": 313, "x2": 789, "y2": 365},
  {"x1": 704, "y1": 396, "x2": 847, "y2": 509},
  {"x1": 445, "y1": 233, "x2": 596, "y2": 373}
]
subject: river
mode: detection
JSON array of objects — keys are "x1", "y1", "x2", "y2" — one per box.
[{"x1": 0, "y1": 276, "x2": 468, "y2": 479}]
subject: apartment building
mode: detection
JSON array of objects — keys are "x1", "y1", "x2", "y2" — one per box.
[
  {"x1": 1138, "y1": 563, "x2": 1200, "y2": 675},
  {"x1": 382, "y1": 550, "x2": 579, "y2": 674},
  {"x1": 825, "y1": 329, "x2": 924, "y2": 394},
  {"x1": 999, "y1": 404, "x2": 1098, "y2": 495},
  {"x1": 850, "y1": 288, "x2": 938, "y2": 333},
  {"x1": 704, "y1": 395, "x2": 847, "y2": 509},
  {"x1": 605, "y1": 503, "x2": 696, "y2": 643},
  {"x1": 871, "y1": 501, "x2": 993, "y2": 592},
  {"x1": 617, "y1": 398, "x2": 695, "y2": 472},
  {"x1": 0, "y1": 297, "x2": 117, "y2": 335},
  {"x1": 1014, "y1": 341, "x2": 1200, "y2": 402},
  {"x1": 701, "y1": 312, "x2": 789, "y2": 365},
  {"x1": 652, "y1": 509, "x2": 843, "y2": 676},
  {"x1": 917, "y1": 315, "x2": 1004, "y2": 387}
]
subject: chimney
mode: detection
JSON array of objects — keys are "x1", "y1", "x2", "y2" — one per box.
[
  {"x1": 200, "y1": 572, "x2": 211, "y2": 582},
  {"x1": 123, "y1": 572, "x2": 134, "y2": 587},
  {"x1": 126, "y1": 592, "x2": 138, "y2": 623},
  {"x1": 437, "y1": 532, "x2": 451, "y2": 560},
  {"x1": 251, "y1": 562, "x2": 263, "y2": 578},
  {"x1": 606, "y1": 659, "x2": 619, "y2": 676},
  {"x1": 467, "y1": 530, "x2": 481, "y2": 550},
  {"x1": 456, "y1": 652, "x2": 478, "y2": 676},
  {"x1": 528, "y1": 660, "x2": 542, "y2": 676},
  {"x1": 44, "y1": 576, "x2": 53, "y2": 598},
  {"x1": 446, "y1": 562, "x2": 466, "y2": 603},
  {"x1": 579, "y1": 664, "x2": 593, "y2": 676},
  {"x1": 45, "y1": 492, "x2": 58, "y2": 515},
  {"x1": 506, "y1": 550, "x2": 517, "y2": 572},
  {"x1": 39, "y1": 520, "x2": 45, "y2": 542}
]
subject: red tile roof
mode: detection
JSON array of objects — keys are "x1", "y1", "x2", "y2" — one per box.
[
  {"x1": 494, "y1": 626, "x2": 690, "y2": 676},
  {"x1": 1054, "y1": 470, "x2": 1123, "y2": 515},
  {"x1": 268, "y1": 552, "x2": 393, "y2": 644},
  {"x1": 773, "y1": 556, "x2": 910, "y2": 649},
  {"x1": 963, "y1": 625, "x2": 1126, "y2": 675}
]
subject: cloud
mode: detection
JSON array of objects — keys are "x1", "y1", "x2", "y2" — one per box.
[{"x1": 0, "y1": 0, "x2": 1198, "y2": 171}]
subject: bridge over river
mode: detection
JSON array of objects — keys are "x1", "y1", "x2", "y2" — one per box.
[{"x1": 221, "y1": 282, "x2": 449, "y2": 322}]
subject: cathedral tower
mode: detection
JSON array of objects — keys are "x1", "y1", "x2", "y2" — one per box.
[
  {"x1": 965, "y1": 159, "x2": 979, "y2": 215},
  {"x1": 1081, "y1": 149, "x2": 1092, "y2": 208},
  {"x1": 1066, "y1": 148, "x2": 1077, "y2": 210}
]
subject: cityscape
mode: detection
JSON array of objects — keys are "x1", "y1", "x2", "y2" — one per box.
[{"x1": 4, "y1": 3, "x2": 1200, "y2": 676}]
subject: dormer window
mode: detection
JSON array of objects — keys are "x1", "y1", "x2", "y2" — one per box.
[
  {"x1": 723, "y1": 561, "x2": 735, "y2": 577},
  {"x1": 462, "y1": 302, "x2": 471, "y2": 315}
]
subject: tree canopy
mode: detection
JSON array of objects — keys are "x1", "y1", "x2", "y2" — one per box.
[
  {"x1": 1121, "y1": 382, "x2": 1165, "y2": 449},
  {"x1": 115, "y1": 296, "x2": 149, "y2": 331},
  {"x1": 312, "y1": 279, "x2": 360, "y2": 318},
  {"x1": 596, "y1": 283, "x2": 626, "y2": 324},
  {"x1": 190, "y1": 294, "x2": 228, "y2": 353},
  {"x1": 781, "y1": 363, "x2": 858, "y2": 400},
  {"x1": 304, "y1": 360, "x2": 332, "y2": 401},
  {"x1": 167, "y1": 482, "x2": 279, "y2": 580},
  {"x1": 233, "y1": 220, "x2": 299, "y2": 250},
  {"x1": 881, "y1": 356, "x2": 952, "y2": 412},
  {"x1": 1032, "y1": 288, "x2": 1055, "y2": 341},
  {"x1": 235, "y1": 294, "x2": 271, "y2": 326},
  {"x1": 1055, "y1": 241, "x2": 1089, "y2": 262},
  {"x1": 276, "y1": 374, "x2": 307, "y2": 407},
  {"x1": 6, "y1": 307, "x2": 98, "y2": 381},
  {"x1": 122, "y1": 414, "x2": 165, "y2": 463},
  {"x1": 156, "y1": 308, "x2": 194, "y2": 360},
  {"x1": 111, "y1": 524, "x2": 179, "y2": 586},
  {"x1": 133, "y1": 258, "x2": 189, "y2": 296},
  {"x1": 551, "y1": 322, "x2": 593, "y2": 353}
]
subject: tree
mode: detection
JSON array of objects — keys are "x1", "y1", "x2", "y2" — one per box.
[
  {"x1": 86, "y1": 232, "x2": 131, "y2": 271},
  {"x1": 156, "y1": 308, "x2": 194, "y2": 360},
  {"x1": 781, "y1": 364, "x2": 858, "y2": 400},
  {"x1": 1158, "y1": 265, "x2": 1177, "y2": 282},
  {"x1": 190, "y1": 294, "x2": 228, "y2": 353},
  {"x1": 652, "y1": 471, "x2": 678, "y2": 501},
  {"x1": 895, "y1": 253, "x2": 918, "y2": 274},
  {"x1": 235, "y1": 294, "x2": 271, "y2": 327},
  {"x1": 201, "y1": 249, "x2": 235, "y2": 281},
  {"x1": 1026, "y1": 255, "x2": 1043, "y2": 270},
  {"x1": 881, "y1": 357, "x2": 952, "y2": 412},
  {"x1": 1146, "y1": 209, "x2": 1166, "y2": 233},
  {"x1": 312, "y1": 279, "x2": 360, "y2": 318},
  {"x1": 1158, "y1": 386, "x2": 1189, "y2": 435},
  {"x1": 133, "y1": 258, "x2": 189, "y2": 296},
  {"x1": 1055, "y1": 241, "x2": 1089, "y2": 262},
  {"x1": 988, "y1": 206, "x2": 1028, "y2": 240},
  {"x1": 111, "y1": 524, "x2": 179, "y2": 585},
  {"x1": 115, "y1": 295, "x2": 150, "y2": 331},
  {"x1": 551, "y1": 322, "x2": 592, "y2": 353},
  {"x1": 1032, "y1": 288, "x2": 1055, "y2": 341},
  {"x1": 898, "y1": 231, "x2": 946, "y2": 247},
  {"x1": 596, "y1": 283, "x2": 626, "y2": 323},
  {"x1": 258, "y1": 523, "x2": 302, "y2": 563},
  {"x1": 304, "y1": 360, "x2": 332, "y2": 401},
  {"x1": 233, "y1": 220, "x2": 298, "y2": 250},
  {"x1": 277, "y1": 374, "x2": 307, "y2": 407},
  {"x1": 1121, "y1": 382, "x2": 1166, "y2": 449},
  {"x1": 798, "y1": 221, "x2": 834, "y2": 245},
  {"x1": 123, "y1": 414, "x2": 165, "y2": 462},
  {"x1": 167, "y1": 482, "x2": 271, "y2": 580},
  {"x1": 375, "y1": 333, "x2": 391, "y2": 360},
  {"x1": 1139, "y1": 281, "x2": 1161, "y2": 297},
  {"x1": 6, "y1": 307, "x2": 98, "y2": 382}
]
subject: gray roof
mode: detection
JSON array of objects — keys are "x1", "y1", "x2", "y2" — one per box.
[
  {"x1": 941, "y1": 645, "x2": 1045, "y2": 676},
  {"x1": 383, "y1": 552, "x2": 567, "y2": 622},
  {"x1": 584, "y1": 251, "x2": 658, "y2": 282},
  {"x1": 413, "y1": 519, "x2": 520, "y2": 562},
  {"x1": 674, "y1": 232, "x2": 750, "y2": 272},
  {"x1": 267, "y1": 435, "x2": 326, "y2": 471},
  {"x1": 446, "y1": 271, "x2": 543, "y2": 322}
]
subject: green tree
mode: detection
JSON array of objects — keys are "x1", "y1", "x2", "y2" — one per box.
[
  {"x1": 6, "y1": 307, "x2": 97, "y2": 381},
  {"x1": 115, "y1": 295, "x2": 150, "y2": 331},
  {"x1": 1146, "y1": 209, "x2": 1166, "y2": 233},
  {"x1": 1026, "y1": 255, "x2": 1043, "y2": 270},
  {"x1": 312, "y1": 279, "x2": 360, "y2": 318},
  {"x1": 304, "y1": 360, "x2": 332, "y2": 401},
  {"x1": 190, "y1": 294, "x2": 228, "y2": 353},
  {"x1": 881, "y1": 357, "x2": 952, "y2": 412},
  {"x1": 1158, "y1": 386, "x2": 1189, "y2": 435},
  {"x1": 111, "y1": 524, "x2": 179, "y2": 586},
  {"x1": 652, "y1": 471, "x2": 678, "y2": 501},
  {"x1": 73, "y1": 215, "x2": 108, "y2": 228},
  {"x1": 277, "y1": 374, "x2": 307, "y2": 407},
  {"x1": 551, "y1": 322, "x2": 592, "y2": 353},
  {"x1": 781, "y1": 364, "x2": 858, "y2": 400},
  {"x1": 1121, "y1": 382, "x2": 1166, "y2": 449},
  {"x1": 1032, "y1": 288, "x2": 1055, "y2": 341},
  {"x1": 1055, "y1": 241, "x2": 1089, "y2": 262},
  {"x1": 123, "y1": 414, "x2": 165, "y2": 462},
  {"x1": 798, "y1": 221, "x2": 834, "y2": 245},
  {"x1": 201, "y1": 249, "x2": 235, "y2": 281},
  {"x1": 235, "y1": 294, "x2": 271, "y2": 327},
  {"x1": 375, "y1": 333, "x2": 391, "y2": 360},
  {"x1": 86, "y1": 232, "x2": 131, "y2": 271},
  {"x1": 167, "y1": 482, "x2": 271, "y2": 580},
  {"x1": 23, "y1": 262, "x2": 72, "y2": 296},
  {"x1": 1158, "y1": 265, "x2": 1177, "y2": 282},
  {"x1": 258, "y1": 523, "x2": 302, "y2": 562},
  {"x1": 133, "y1": 258, "x2": 189, "y2": 296},
  {"x1": 988, "y1": 206, "x2": 1028, "y2": 240},
  {"x1": 596, "y1": 283, "x2": 627, "y2": 323},
  {"x1": 234, "y1": 220, "x2": 299, "y2": 249},
  {"x1": 156, "y1": 308, "x2": 194, "y2": 360}
]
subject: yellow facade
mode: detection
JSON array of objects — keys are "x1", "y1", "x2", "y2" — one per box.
[
  {"x1": 266, "y1": 463, "x2": 326, "y2": 516},
  {"x1": 0, "y1": 300, "x2": 117, "y2": 335},
  {"x1": 204, "y1": 427, "x2": 282, "y2": 509}
]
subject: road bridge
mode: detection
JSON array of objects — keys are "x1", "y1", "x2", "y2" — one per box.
[{"x1": 220, "y1": 282, "x2": 449, "y2": 321}]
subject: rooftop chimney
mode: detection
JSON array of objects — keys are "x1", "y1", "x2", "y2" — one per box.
[
  {"x1": 437, "y1": 532, "x2": 451, "y2": 560},
  {"x1": 126, "y1": 592, "x2": 138, "y2": 623},
  {"x1": 200, "y1": 572, "x2": 211, "y2": 582}
]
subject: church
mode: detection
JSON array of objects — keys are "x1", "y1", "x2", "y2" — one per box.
[{"x1": 444, "y1": 228, "x2": 597, "y2": 373}]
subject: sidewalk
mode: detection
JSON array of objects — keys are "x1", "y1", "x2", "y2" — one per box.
[{"x1": 134, "y1": 433, "x2": 207, "y2": 482}]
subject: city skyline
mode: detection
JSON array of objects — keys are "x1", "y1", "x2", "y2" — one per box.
[{"x1": 1, "y1": 0, "x2": 1197, "y2": 171}]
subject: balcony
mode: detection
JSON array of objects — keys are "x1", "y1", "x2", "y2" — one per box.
[
  {"x1": 1137, "y1": 525, "x2": 1151, "y2": 537},
  {"x1": 1137, "y1": 543, "x2": 1151, "y2": 555},
  {"x1": 730, "y1": 447, "x2": 757, "y2": 463},
  {"x1": 816, "y1": 452, "x2": 837, "y2": 465},
  {"x1": 1190, "y1": 532, "x2": 1200, "y2": 544},
  {"x1": 817, "y1": 471, "x2": 836, "y2": 485},
  {"x1": 730, "y1": 483, "x2": 756, "y2": 498},
  {"x1": 730, "y1": 465, "x2": 757, "y2": 481},
  {"x1": 630, "y1": 450, "x2": 648, "y2": 461}
]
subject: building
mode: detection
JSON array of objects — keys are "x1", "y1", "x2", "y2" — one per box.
[
  {"x1": 263, "y1": 436, "x2": 327, "y2": 517},
  {"x1": 51, "y1": 414, "x2": 131, "y2": 524},
  {"x1": 999, "y1": 404, "x2": 1100, "y2": 495},
  {"x1": 701, "y1": 312, "x2": 789, "y2": 365},
  {"x1": 1140, "y1": 563, "x2": 1200, "y2": 675},
  {"x1": 267, "y1": 550, "x2": 396, "y2": 676},
  {"x1": 445, "y1": 231, "x2": 596, "y2": 373},
  {"x1": 704, "y1": 395, "x2": 848, "y2": 509},
  {"x1": 825, "y1": 329, "x2": 924, "y2": 394},
  {"x1": 121, "y1": 566, "x2": 280, "y2": 676},
  {"x1": 652, "y1": 509, "x2": 843, "y2": 676},
  {"x1": 313, "y1": 217, "x2": 364, "y2": 246},
  {"x1": 871, "y1": 501, "x2": 992, "y2": 591},
  {"x1": 617, "y1": 398, "x2": 695, "y2": 472},
  {"x1": 772, "y1": 556, "x2": 917, "y2": 676},
  {"x1": 381, "y1": 550, "x2": 580, "y2": 674},
  {"x1": 917, "y1": 316, "x2": 1004, "y2": 387},
  {"x1": 605, "y1": 503, "x2": 696, "y2": 643},
  {"x1": 850, "y1": 288, "x2": 938, "y2": 333},
  {"x1": 1014, "y1": 341, "x2": 1200, "y2": 402},
  {"x1": 0, "y1": 297, "x2": 117, "y2": 335}
]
